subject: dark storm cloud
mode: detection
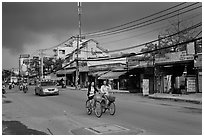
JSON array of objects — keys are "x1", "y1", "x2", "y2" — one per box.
[
  {"x1": 2, "y1": 2, "x2": 179, "y2": 55},
  {"x1": 81, "y1": 2, "x2": 177, "y2": 32},
  {"x1": 2, "y1": 2, "x2": 77, "y2": 54}
]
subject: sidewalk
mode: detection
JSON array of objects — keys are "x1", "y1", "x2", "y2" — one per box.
[
  {"x1": 63, "y1": 86, "x2": 202, "y2": 104},
  {"x1": 148, "y1": 93, "x2": 202, "y2": 104}
]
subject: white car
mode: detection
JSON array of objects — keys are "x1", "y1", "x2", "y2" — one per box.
[{"x1": 35, "y1": 80, "x2": 59, "y2": 96}]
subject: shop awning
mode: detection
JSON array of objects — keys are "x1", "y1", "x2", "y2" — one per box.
[
  {"x1": 89, "y1": 71, "x2": 109, "y2": 77},
  {"x1": 99, "y1": 71, "x2": 127, "y2": 79},
  {"x1": 56, "y1": 69, "x2": 76, "y2": 75}
]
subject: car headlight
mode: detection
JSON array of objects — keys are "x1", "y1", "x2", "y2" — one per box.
[
  {"x1": 43, "y1": 89, "x2": 48, "y2": 92},
  {"x1": 54, "y1": 88, "x2": 59, "y2": 92}
]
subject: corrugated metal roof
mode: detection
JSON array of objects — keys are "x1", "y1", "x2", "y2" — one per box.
[
  {"x1": 99, "y1": 71, "x2": 127, "y2": 80},
  {"x1": 56, "y1": 69, "x2": 76, "y2": 75}
]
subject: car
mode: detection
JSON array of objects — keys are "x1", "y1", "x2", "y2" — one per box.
[{"x1": 34, "y1": 80, "x2": 59, "y2": 96}]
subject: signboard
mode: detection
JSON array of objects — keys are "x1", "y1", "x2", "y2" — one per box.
[
  {"x1": 19, "y1": 54, "x2": 30, "y2": 76},
  {"x1": 155, "y1": 51, "x2": 194, "y2": 64},
  {"x1": 198, "y1": 72, "x2": 202, "y2": 92},
  {"x1": 186, "y1": 42, "x2": 195, "y2": 55},
  {"x1": 187, "y1": 77, "x2": 196, "y2": 93},
  {"x1": 20, "y1": 54, "x2": 30, "y2": 58},
  {"x1": 142, "y1": 79, "x2": 149, "y2": 95},
  {"x1": 194, "y1": 54, "x2": 202, "y2": 68},
  {"x1": 79, "y1": 66, "x2": 89, "y2": 72}
]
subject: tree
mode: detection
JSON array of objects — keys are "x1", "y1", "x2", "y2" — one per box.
[
  {"x1": 140, "y1": 43, "x2": 158, "y2": 59},
  {"x1": 2, "y1": 69, "x2": 14, "y2": 81},
  {"x1": 140, "y1": 19, "x2": 199, "y2": 57},
  {"x1": 159, "y1": 19, "x2": 198, "y2": 53}
]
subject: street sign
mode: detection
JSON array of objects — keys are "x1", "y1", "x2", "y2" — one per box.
[{"x1": 20, "y1": 54, "x2": 30, "y2": 58}]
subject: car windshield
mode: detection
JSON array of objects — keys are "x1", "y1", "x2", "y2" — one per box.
[{"x1": 41, "y1": 81, "x2": 55, "y2": 86}]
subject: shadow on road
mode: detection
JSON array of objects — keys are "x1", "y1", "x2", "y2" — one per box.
[
  {"x1": 2, "y1": 120, "x2": 48, "y2": 135},
  {"x1": 2, "y1": 100, "x2": 12, "y2": 104}
]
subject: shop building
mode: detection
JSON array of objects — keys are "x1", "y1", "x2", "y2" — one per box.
[{"x1": 155, "y1": 51, "x2": 196, "y2": 94}]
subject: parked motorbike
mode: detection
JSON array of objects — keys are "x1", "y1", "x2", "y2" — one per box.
[
  {"x1": 2, "y1": 84, "x2": 6, "y2": 94},
  {"x1": 61, "y1": 82, "x2": 66, "y2": 88},
  {"x1": 19, "y1": 84, "x2": 23, "y2": 91},
  {"x1": 23, "y1": 83, "x2": 28, "y2": 93},
  {"x1": 8, "y1": 83, "x2": 12, "y2": 90},
  {"x1": 12, "y1": 83, "x2": 15, "y2": 88}
]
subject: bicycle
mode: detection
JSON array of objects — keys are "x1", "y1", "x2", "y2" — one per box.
[{"x1": 86, "y1": 93, "x2": 103, "y2": 118}]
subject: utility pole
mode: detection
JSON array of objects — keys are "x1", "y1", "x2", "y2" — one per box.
[
  {"x1": 40, "y1": 49, "x2": 45, "y2": 81},
  {"x1": 75, "y1": 2, "x2": 82, "y2": 89},
  {"x1": 177, "y1": 9, "x2": 180, "y2": 51}
]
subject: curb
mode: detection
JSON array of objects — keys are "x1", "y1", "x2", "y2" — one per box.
[
  {"x1": 148, "y1": 96, "x2": 202, "y2": 104},
  {"x1": 63, "y1": 87, "x2": 131, "y2": 94}
]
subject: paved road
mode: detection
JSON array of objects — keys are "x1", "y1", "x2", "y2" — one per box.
[{"x1": 2, "y1": 86, "x2": 202, "y2": 135}]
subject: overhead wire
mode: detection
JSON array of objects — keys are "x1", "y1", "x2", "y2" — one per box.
[
  {"x1": 83, "y1": 2, "x2": 187, "y2": 36},
  {"x1": 77, "y1": 22, "x2": 201, "y2": 56},
  {"x1": 87, "y1": 6, "x2": 202, "y2": 37},
  {"x1": 107, "y1": 22, "x2": 201, "y2": 53},
  {"x1": 29, "y1": 3, "x2": 200, "y2": 59},
  {"x1": 78, "y1": 37, "x2": 201, "y2": 62},
  {"x1": 97, "y1": 13, "x2": 202, "y2": 45},
  {"x1": 98, "y1": 12, "x2": 201, "y2": 46},
  {"x1": 86, "y1": 4, "x2": 201, "y2": 38}
]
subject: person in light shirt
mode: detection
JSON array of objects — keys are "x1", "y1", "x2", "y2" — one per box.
[{"x1": 100, "y1": 80, "x2": 112, "y2": 106}]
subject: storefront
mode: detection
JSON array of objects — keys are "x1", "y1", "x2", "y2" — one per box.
[
  {"x1": 194, "y1": 53, "x2": 202, "y2": 93},
  {"x1": 79, "y1": 66, "x2": 89, "y2": 88},
  {"x1": 127, "y1": 56, "x2": 154, "y2": 94},
  {"x1": 56, "y1": 68, "x2": 76, "y2": 86},
  {"x1": 155, "y1": 51, "x2": 196, "y2": 94},
  {"x1": 128, "y1": 66, "x2": 154, "y2": 94},
  {"x1": 98, "y1": 71, "x2": 127, "y2": 90}
]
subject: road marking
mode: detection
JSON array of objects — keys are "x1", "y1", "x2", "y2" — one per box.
[{"x1": 85, "y1": 124, "x2": 129, "y2": 134}]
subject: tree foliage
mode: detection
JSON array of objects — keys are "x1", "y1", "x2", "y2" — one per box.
[{"x1": 140, "y1": 19, "x2": 199, "y2": 57}]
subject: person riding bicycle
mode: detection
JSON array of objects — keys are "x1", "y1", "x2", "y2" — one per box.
[
  {"x1": 100, "y1": 80, "x2": 111, "y2": 107},
  {"x1": 87, "y1": 81, "x2": 98, "y2": 106}
]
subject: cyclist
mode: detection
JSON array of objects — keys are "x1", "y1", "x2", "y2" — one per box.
[
  {"x1": 87, "y1": 81, "x2": 98, "y2": 106},
  {"x1": 100, "y1": 80, "x2": 112, "y2": 107}
]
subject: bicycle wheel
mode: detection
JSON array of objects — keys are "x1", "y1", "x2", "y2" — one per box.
[
  {"x1": 109, "y1": 102, "x2": 116, "y2": 115},
  {"x1": 86, "y1": 100, "x2": 92, "y2": 115},
  {"x1": 94, "y1": 101, "x2": 102, "y2": 118},
  {"x1": 101, "y1": 100, "x2": 106, "y2": 113}
]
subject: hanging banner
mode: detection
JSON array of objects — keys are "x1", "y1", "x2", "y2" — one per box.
[{"x1": 142, "y1": 79, "x2": 149, "y2": 95}]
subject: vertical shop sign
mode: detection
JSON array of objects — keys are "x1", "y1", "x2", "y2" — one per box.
[
  {"x1": 187, "y1": 77, "x2": 196, "y2": 93},
  {"x1": 143, "y1": 79, "x2": 149, "y2": 95}
]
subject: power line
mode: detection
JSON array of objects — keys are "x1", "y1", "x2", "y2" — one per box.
[
  {"x1": 99, "y1": 13, "x2": 201, "y2": 46},
  {"x1": 78, "y1": 37, "x2": 201, "y2": 62},
  {"x1": 43, "y1": 36, "x2": 76, "y2": 51},
  {"x1": 83, "y1": 2, "x2": 187, "y2": 36},
  {"x1": 78, "y1": 22, "x2": 201, "y2": 55},
  {"x1": 107, "y1": 22, "x2": 201, "y2": 53},
  {"x1": 75, "y1": 22, "x2": 201, "y2": 54},
  {"x1": 29, "y1": 36, "x2": 76, "y2": 58},
  {"x1": 194, "y1": 30, "x2": 202, "y2": 38},
  {"x1": 28, "y1": 3, "x2": 200, "y2": 59},
  {"x1": 86, "y1": 3, "x2": 201, "y2": 38}
]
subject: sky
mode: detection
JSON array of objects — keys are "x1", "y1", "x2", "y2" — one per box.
[{"x1": 2, "y1": 2, "x2": 202, "y2": 69}]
